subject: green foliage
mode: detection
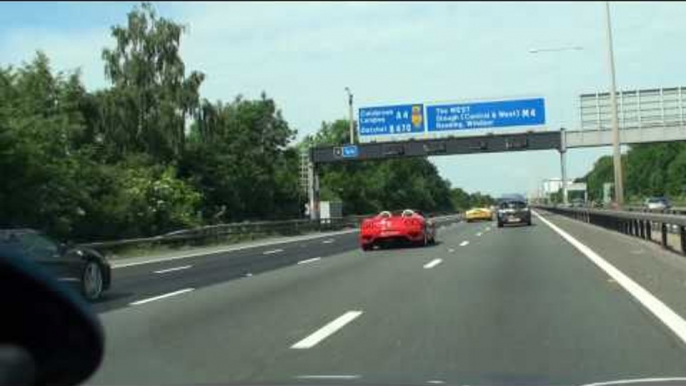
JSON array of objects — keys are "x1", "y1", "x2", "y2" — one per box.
[
  {"x1": 100, "y1": 2, "x2": 204, "y2": 162},
  {"x1": 0, "y1": 52, "x2": 92, "y2": 238},
  {"x1": 583, "y1": 143, "x2": 686, "y2": 203},
  {"x1": 1, "y1": 2, "x2": 488, "y2": 243},
  {"x1": 450, "y1": 188, "x2": 495, "y2": 210},
  {"x1": 181, "y1": 94, "x2": 299, "y2": 222}
]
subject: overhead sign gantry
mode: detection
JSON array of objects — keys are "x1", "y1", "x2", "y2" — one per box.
[{"x1": 306, "y1": 89, "x2": 686, "y2": 220}]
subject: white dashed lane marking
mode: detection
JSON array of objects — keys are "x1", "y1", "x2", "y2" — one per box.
[
  {"x1": 154, "y1": 265, "x2": 192, "y2": 274},
  {"x1": 423, "y1": 259, "x2": 443, "y2": 269},
  {"x1": 291, "y1": 311, "x2": 363, "y2": 349},
  {"x1": 129, "y1": 288, "x2": 194, "y2": 306},
  {"x1": 298, "y1": 257, "x2": 321, "y2": 265}
]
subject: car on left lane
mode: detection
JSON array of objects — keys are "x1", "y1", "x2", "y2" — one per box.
[
  {"x1": 0, "y1": 228, "x2": 111, "y2": 301},
  {"x1": 360, "y1": 209, "x2": 436, "y2": 251}
]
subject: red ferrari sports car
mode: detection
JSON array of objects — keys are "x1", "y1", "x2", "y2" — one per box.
[{"x1": 359, "y1": 209, "x2": 436, "y2": 251}]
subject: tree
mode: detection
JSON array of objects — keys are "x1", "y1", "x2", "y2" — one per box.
[
  {"x1": 0, "y1": 52, "x2": 93, "y2": 237},
  {"x1": 583, "y1": 155, "x2": 614, "y2": 202},
  {"x1": 181, "y1": 93, "x2": 299, "y2": 222},
  {"x1": 583, "y1": 143, "x2": 686, "y2": 204},
  {"x1": 101, "y1": 2, "x2": 204, "y2": 162}
]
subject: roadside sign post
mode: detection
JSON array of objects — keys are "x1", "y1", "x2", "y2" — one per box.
[
  {"x1": 307, "y1": 150, "x2": 321, "y2": 222},
  {"x1": 345, "y1": 87, "x2": 355, "y2": 144},
  {"x1": 560, "y1": 127, "x2": 568, "y2": 205},
  {"x1": 605, "y1": 1, "x2": 624, "y2": 206}
]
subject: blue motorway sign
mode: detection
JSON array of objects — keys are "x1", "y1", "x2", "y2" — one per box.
[
  {"x1": 341, "y1": 145, "x2": 359, "y2": 158},
  {"x1": 358, "y1": 104, "x2": 425, "y2": 137},
  {"x1": 426, "y1": 98, "x2": 545, "y2": 132}
]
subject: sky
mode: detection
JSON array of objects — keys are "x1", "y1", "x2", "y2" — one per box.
[{"x1": 1, "y1": 1, "x2": 685, "y2": 197}]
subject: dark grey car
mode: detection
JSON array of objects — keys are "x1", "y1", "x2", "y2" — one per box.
[
  {"x1": 0, "y1": 229, "x2": 111, "y2": 301},
  {"x1": 496, "y1": 199, "x2": 532, "y2": 227}
]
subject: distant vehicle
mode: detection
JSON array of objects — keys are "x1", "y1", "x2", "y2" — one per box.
[
  {"x1": 0, "y1": 228, "x2": 111, "y2": 301},
  {"x1": 465, "y1": 207, "x2": 493, "y2": 222},
  {"x1": 570, "y1": 198, "x2": 586, "y2": 208},
  {"x1": 645, "y1": 196, "x2": 671, "y2": 210},
  {"x1": 496, "y1": 199, "x2": 532, "y2": 228},
  {"x1": 359, "y1": 209, "x2": 436, "y2": 251},
  {"x1": 498, "y1": 193, "x2": 526, "y2": 203}
]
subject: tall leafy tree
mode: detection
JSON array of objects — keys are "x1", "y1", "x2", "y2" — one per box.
[
  {"x1": 182, "y1": 93, "x2": 298, "y2": 222},
  {"x1": 101, "y1": 2, "x2": 204, "y2": 162}
]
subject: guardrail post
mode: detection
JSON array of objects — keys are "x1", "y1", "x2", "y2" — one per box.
[
  {"x1": 661, "y1": 223, "x2": 669, "y2": 248},
  {"x1": 681, "y1": 226, "x2": 686, "y2": 255},
  {"x1": 646, "y1": 221, "x2": 652, "y2": 240}
]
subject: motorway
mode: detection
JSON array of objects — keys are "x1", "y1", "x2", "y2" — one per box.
[{"x1": 87, "y1": 212, "x2": 686, "y2": 386}]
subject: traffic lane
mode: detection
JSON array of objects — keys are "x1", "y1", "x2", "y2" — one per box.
[
  {"x1": 108, "y1": 216, "x2": 461, "y2": 275},
  {"x1": 92, "y1": 218, "x2": 465, "y2": 313},
  {"x1": 87, "y1": 224, "x2": 463, "y2": 385},
  {"x1": 110, "y1": 230, "x2": 360, "y2": 274},
  {"x1": 535, "y1": 209, "x2": 686, "y2": 334},
  {"x1": 266, "y1": 216, "x2": 686, "y2": 385},
  {"x1": 92, "y1": 231, "x2": 360, "y2": 313}
]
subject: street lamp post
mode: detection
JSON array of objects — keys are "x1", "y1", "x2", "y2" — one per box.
[
  {"x1": 345, "y1": 87, "x2": 354, "y2": 144},
  {"x1": 529, "y1": 45, "x2": 583, "y2": 206},
  {"x1": 605, "y1": 2, "x2": 624, "y2": 206}
]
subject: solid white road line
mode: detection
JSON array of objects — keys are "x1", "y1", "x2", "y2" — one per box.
[
  {"x1": 263, "y1": 249, "x2": 284, "y2": 255},
  {"x1": 322, "y1": 239, "x2": 335, "y2": 244},
  {"x1": 153, "y1": 265, "x2": 191, "y2": 274},
  {"x1": 582, "y1": 378, "x2": 686, "y2": 386},
  {"x1": 296, "y1": 375, "x2": 361, "y2": 380},
  {"x1": 534, "y1": 210, "x2": 686, "y2": 346},
  {"x1": 291, "y1": 311, "x2": 363, "y2": 349},
  {"x1": 129, "y1": 288, "x2": 194, "y2": 306},
  {"x1": 298, "y1": 257, "x2": 322, "y2": 265},
  {"x1": 423, "y1": 258, "x2": 443, "y2": 269},
  {"x1": 460, "y1": 241, "x2": 469, "y2": 247}
]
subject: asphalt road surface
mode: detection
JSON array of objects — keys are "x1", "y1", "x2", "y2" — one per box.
[{"x1": 87, "y1": 212, "x2": 686, "y2": 386}]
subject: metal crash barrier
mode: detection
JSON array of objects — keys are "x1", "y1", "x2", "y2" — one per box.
[{"x1": 538, "y1": 206, "x2": 686, "y2": 255}]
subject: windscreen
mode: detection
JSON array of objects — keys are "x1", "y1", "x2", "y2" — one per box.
[{"x1": 3, "y1": 2, "x2": 686, "y2": 386}]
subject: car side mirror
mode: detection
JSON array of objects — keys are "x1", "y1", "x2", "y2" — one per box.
[{"x1": 0, "y1": 252, "x2": 104, "y2": 386}]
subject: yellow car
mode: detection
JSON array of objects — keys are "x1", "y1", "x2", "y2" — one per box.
[{"x1": 464, "y1": 207, "x2": 493, "y2": 222}]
